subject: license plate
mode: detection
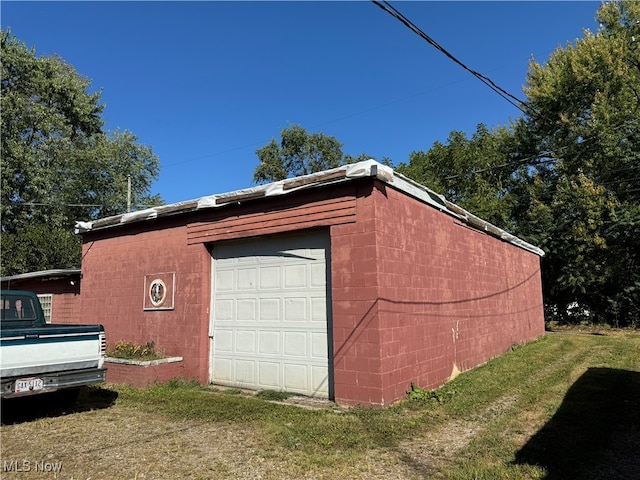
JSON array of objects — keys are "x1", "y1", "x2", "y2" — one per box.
[{"x1": 15, "y1": 377, "x2": 44, "y2": 394}]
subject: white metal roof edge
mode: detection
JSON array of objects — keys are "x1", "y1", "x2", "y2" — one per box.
[
  {"x1": 74, "y1": 160, "x2": 544, "y2": 257},
  {"x1": 1, "y1": 268, "x2": 82, "y2": 283},
  {"x1": 74, "y1": 160, "x2": 387, "y2": 233}
]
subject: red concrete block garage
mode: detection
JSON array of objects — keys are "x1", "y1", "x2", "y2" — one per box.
[{"x1": 76, "y1": 160, "x2": 545, "y2": 407}]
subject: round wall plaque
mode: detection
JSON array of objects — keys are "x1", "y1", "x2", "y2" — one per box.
[{"x1": 148, "y1": 279, "x2": 167, "y2": 307}]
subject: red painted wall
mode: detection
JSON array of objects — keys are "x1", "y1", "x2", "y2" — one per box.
[
  {"x1": 79, "y1": 177, "x2": 544, "y2": 406},
  {"x1": 330, "y1": 183, "x2": 383, "y2": 405},
  {"x1": 105, "y1": 359, "x2": 186, "y2": 388},
  {"x1": 330, "y1": 182, "x2": 544, "y2": 406},
  {"x1": 80, "y1": 184, "x2": 362, "y2": 389},
  {"x1": 51, "y1": 291, "x2": 82, "y2": 325},
  {"x1": 81, "y1": 220, "x2": 211, "y2": 383}
]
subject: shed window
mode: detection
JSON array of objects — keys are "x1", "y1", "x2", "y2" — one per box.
[{"x1": 38, "y1": 294, "x2": 53, "y2": 323}]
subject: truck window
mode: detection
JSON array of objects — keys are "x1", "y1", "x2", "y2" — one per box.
[{"x1": 0, "y1": 294, "x2": 38, "y2": 321}]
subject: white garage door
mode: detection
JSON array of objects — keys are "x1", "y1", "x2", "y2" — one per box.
[{"x1": 210, "y1": 230, "x2": 330, "y2": 397}]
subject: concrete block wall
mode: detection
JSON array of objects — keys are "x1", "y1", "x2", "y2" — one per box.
[
  {"x1": 79, "y1": 183, "x2": 363, "y2": 395},
  {"x1": 373, "y1": 184, "x2": 545, "y2": 404},
  {"x1": 105, "y1": 359, "x2": 186, "y2": 388},
  {"x1": 76, "y1": 176, "x2": 545, "y2": 407},
  {"x1": 81, "y1": 221, "x2": 211, "y2": 383},
  {"x1": 51, "y1": 292, "x2": 82, "y2": 325},
  {"x1": 330, "y1": 183, "x2": 385, "y2": 406}
]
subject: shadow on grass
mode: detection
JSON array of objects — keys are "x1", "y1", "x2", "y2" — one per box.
[
  {"x1": 514, "y1": 367, "x2": 640, "y2": 479},
  {"x1": 1, "y1": 386, "x2": 118, "y2": 425}
]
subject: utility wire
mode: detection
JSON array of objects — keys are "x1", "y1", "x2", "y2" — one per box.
[
  {"x1": 167, "y1": 1, "x2": 533, "y2": 170},
  {"x1": 371, "y1": 0, "x2": 530, "y2": 114},
  {"x1": 10, "y1": 202, "x2": 104, "y2": 207},
  {"x1": 443, "y1": 157, "x2": 553, "y2": 181}
]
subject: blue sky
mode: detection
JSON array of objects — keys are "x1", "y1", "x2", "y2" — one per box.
[{"x1": 2, "y1": 1, "x2": 600, "y2": 205}]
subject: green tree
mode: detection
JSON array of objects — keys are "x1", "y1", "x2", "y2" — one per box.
[
  {"x1": 253, "y1": 124, "x2": 393, "y2": 183},
  {"x1": 0, "y1": 225, "x2": 80, "y2": 275},
  {"x1": 398, "y1": 1, "x2": 640, "y2": 326},
  {"x1": 516, "y1": 0, "x2": 640, "y2": 325},
  {"x1": 1, "y1": 30, "x2": 162, "y2": 276},
  {"x1": 253, "y1": 124, "x2": 345, "y2": 183},
  {"x1": 396, "y1": 123, "x2": 521, "y2": 228}
]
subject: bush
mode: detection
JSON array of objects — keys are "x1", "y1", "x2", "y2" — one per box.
[{"x1": 108, "y1": 341, "x2": 164, "y2": 361}]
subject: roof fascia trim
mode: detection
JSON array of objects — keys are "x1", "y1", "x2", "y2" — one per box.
[
  {"x1": 1, "y1": 269, "x2": 82, "y2": 283},
  {"x1": 74, "y1": 160, "x2": 543, "y2": 257}
]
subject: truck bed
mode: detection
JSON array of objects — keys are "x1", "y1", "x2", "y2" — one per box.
[
  {"x1": 1, "y1": 324, "x2": 107, "y2": 398},
  {"x1": 1, "y1": 290, "x2": 107, "y2": 399},
  {"x1": 1, "y1": 324, "x2": 106, "y2": 377}
]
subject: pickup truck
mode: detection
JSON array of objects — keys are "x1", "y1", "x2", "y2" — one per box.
[{"x1": 0, "y1": 290, "x2": 106, "y2": 399}]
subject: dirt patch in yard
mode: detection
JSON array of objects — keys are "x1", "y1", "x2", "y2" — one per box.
[
  {"x1": 396, "y1": 394, "x2": 519, "y2": 476},
  {"x1": 1, "y1": 393, "x2": 419, "y2": 480},
  {"x1": 3, "y1": 405, "x2": 271, "y2": 479},
  {"x1": 0, "y1": 387, "x2": 545, "y2": 479},
  {"x1": 3, "y1": 332, "x2": 637, "y2": 479}
]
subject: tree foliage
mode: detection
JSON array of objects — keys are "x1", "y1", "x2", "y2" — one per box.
[
  {"x1": 397, "y1": 124, "x2": 521, "y2": 228},
  {"x1": 253, "y1": 124, "x2": 393, "y2": 183},
  {"x1": 397, "y1": 1, "x2": 640, "y2": 326},
  {"x1": 0, "y1": 225, "x2": 80, "y2": 275},
  {"x1": 253, "y1": 125, "x2": 345, "y2": 183},
  {"x1": 518, "y1": 0, "x2": 640, "y2": 325},
  {"x1": 1, "y1": 30, "x2": 162, "y2": 276}
]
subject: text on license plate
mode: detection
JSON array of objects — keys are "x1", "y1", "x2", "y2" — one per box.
[{"x1": 15, "y1": 377, "x2": 44, "y2": 393}]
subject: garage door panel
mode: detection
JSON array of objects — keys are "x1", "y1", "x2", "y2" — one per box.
[
  {"x1": 283, "y1": 331, "x2": 308, "y2": 357},
  {"x1": 311, "y1": 297, "x2": 326, "y2": 321},
  {"x1": 311, "y1": 263, "x2": 326, "y2": 286},
  {"x1": 215, "y1": 270, "x2": 234, "y2": 291},
  {"x1": 235, "y1": 359, "x2": 256, "y2": 384},
  {"x1": 211, "y1": 231, "x2": 330, "y2": 397},
  {"x1": 259, "y1": 266, "x2": 281, "y2": 289},
  {"x1": 311, "y1": 332, "x2": 328, "y2": 358},
  {"x1": 312, "y1": 366, "x2": 329, "y2": 393},
  {"x1": 235, "y1": 330, "x2": 257, "y2": 354},
  {"x1": 216, "y1": 299, "x2": 234, "y2": 320},
  {"x1": 237, "y1": 299, "x2": 257, "y2": 321},
  {"x1": 284, "y1": 264, "x2": 307, "y2": 288},
  {"x1": 259, "y1": 298, "x2": 281, "y2": 320},
  {"x1": 213, "y1": 329, "x2": 233, "y2": 352},
  {"x1": 236, "y1": 255, "x2": 258, "y2": 264},
  {"x1": 258, "y1": 331, "x2": 280, "y2": 355},
  {"x1": 258, "y1": 362, "x2": 280, "y2": 387},
  {"x1": 237, "y1": 268, "x2": 257, "y2": 290},
  {"x1": 284, "y1": 364, "x2": 308, "y2": 392},
  {"x1": 213, "y1": 358, "x2": 233, "y2": 382},
  {"x1": 284, "y1": 297, "x2": 307, "y2": 321}
]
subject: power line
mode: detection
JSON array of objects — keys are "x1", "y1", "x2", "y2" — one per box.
[
  {"x1": 166, "y1": 1, "x2": 531, "y2": 171},
  {"x1": 10, "y1": 202, "x2": 104, "y2": 208},
  {"x1": 601, "y1": 176, "x2": 640, "y2": 187},
  {"x1": 371, "y1": 0, "x2": 530, "y2": 114}
]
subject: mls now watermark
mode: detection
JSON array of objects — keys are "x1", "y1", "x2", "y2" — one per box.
[{"x1": 3, "y1": 459, "x2": 63, "y2": 473}]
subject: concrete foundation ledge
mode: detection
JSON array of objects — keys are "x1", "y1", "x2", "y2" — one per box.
[
  {"x1": 104, "y1": 357, "x2": 186, "y2": 388},
  {"x1": 105, "y1": 356, "x2": 183, "y2": 366}
]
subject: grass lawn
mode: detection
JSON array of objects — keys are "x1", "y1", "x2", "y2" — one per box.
[{"x1": 2, "y1": 330, "x2": 639, "y2": 479}]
